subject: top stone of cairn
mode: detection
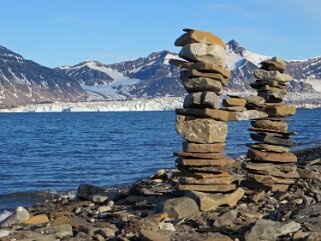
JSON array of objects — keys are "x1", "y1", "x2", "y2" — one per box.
[{"x1": 175, "y1": 29, "x2": 226, "y2": 49}]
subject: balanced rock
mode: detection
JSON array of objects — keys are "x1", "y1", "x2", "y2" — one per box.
[
  {"x1": 247, "y1": 143, "x2": 290, "y2": 153},
  {"x1": 179, "y1": 184, "x2": 236, "y2": 193},
  {"x1": 174, "y1": 151, "x2": 227, "y2": 159},
  {"x1": 223, "y1": 97, "x2": 246, "y2": 107},
  {"x1": 175, "y1": 29, "x2": 226, "y2": 48},
  {"x1": 251, "y1": 120, "x2": 288, "y2": 132},
  {"x1": 183, "y1": 142, "x2": 226, "y2": 153},
  {"x1": 265, "y1": 104, "x2": 296, "y2": 117},
  {"x1": 169, "y1": 59, "x2": 230, "y2": 78},
  {"x1": 182, "y1": 77, "x2": 222, "y2": 93},
  {"x1": 244, "y1": 161, "x2": 297, "y2": 173},
  {"x1": 176, "y1": 115, "x2": 227, "y2": 143},
  {"x1": 223, "y1": 106, "x2": 247, "y2": 112},
  {"x1": 176, "y1": 108, "x2": 229, "y2": 121},
  {"x1": 180, "y1": 176, "x2": 232, "y2": 185},
  {"x1": 185, "y1": 188, "x2": 244, "y2": 211},
  {"x1": 248, "y1": 173, "x2": 295, "y2": 184},
  {"x1": 245, "y1": 95, "x2": 266, "y2": 105},
  {"x1": 253, "y1": 69, "x2": 292, "y2": 83},
  {"x1": 180, "y1": 69, "x2": 228, "y2": 86},
  {"x1": 250, "y1": 133, "x2": 296, "y2": 146},
  {"x1": 258, "y1": 91, "x2": 285, "y2": 103},
  {"x1": 183, "y1": 92, "x2": 220, "y2": 109},
  {"x1": 247, "y1": 149, "x2": 297, "y2": 163},
  {"x1": 179, "y1": 43, "x2": 226, "y2": 67},
  {"x1": 176, "y1": 158, "x2": 235, "y2": 166}
]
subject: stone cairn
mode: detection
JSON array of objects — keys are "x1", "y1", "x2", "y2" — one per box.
[
  {"x1": 243, "y1": 57, "x2": 299, "y2": 192},
  {"x1": 169, "y1": 29, "x2": 244, "y2": 211}
]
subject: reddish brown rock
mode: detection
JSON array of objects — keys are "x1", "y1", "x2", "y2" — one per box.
[
  {"x1": 247, "y1": 149, "x2": 297, "y2": 163},
  {"x1": 180, "y1": 176, "x2": 233, "y2": 185},
  {"x1": 183, "y1": 142, "x2": 226, "y2": 153},
  {"x1": 176, "y1": 108, "x2": 229, "y2": 122},
  {"x1": 265, "y1": 104, "x2": 296, "y2": 117},
  {"x1": 223, "y1": 97, "x2": 246, "y2": 107},
  {"x1": 175, "y1": 29, "x2": 226, "y2": 48},
  {"x1": 179, "y1": 184, "x2": 236, "y2": 193},
  {"x1": 176, "y1": 158, "x2": 235, "y2": 166},
  {"x1": 24, "y1": 214, "x2": 49, "y2": 225},
  {"x1": 173, "y1": 151, "x2": 227, "y2": 159},
  {"x1": 169, "y1": 59, "x2": 230, "y2": 78},
  {"x1": 251, "y1": 120, "x2": 288, "y2": 132},
  {"x1": 248, "y1": 173, "x2": 295, "y2": 185}
]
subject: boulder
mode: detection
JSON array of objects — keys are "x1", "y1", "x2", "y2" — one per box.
[
  {"x1": 223, "y1": 97, "x2": 246, "y2": 107},
  {"x1": 185, "y1": 188, "x2": 244, "y2": 211},
  {"x1": 176, "y1": 115, "x2": 228, "y2": 143},
  {"x1": 179, "y1": 43, "x2": 226, "y2": 66},
  {"x1": 76, "y1": 184, "x2": 106, "y2": 200},
  {"x1": 170, "y1": 59, "x2": 230, "y2": 78},
  {"x1": 183, "y1": 92, "x2": 220, "y2": 109},
  {"x1": 253, "y1": 69, "x2": 292, "y2": 83},
  {"x1": 175, "y1": 29, "x2": 226, "y2": 48},
  {"x1": 247, "y1": 149, "x2": 297, "y2": 163},
  {"x1": 159, "y1": 197, "x2": 199, "y2": 219},
  {"x1": 0, "y1": 207, "x2": 30, "y2": 227},
  {"x1": 182, "y1": 142, "x2": 226, "y2": 153},
  {"x1": 176, "y1": 108, "x2": 229, "y2": 122}
]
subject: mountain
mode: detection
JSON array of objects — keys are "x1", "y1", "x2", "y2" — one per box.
[
  {"x1": 0, "y1": 45, "x2": 87, "y2": 107},
  {"x1": 58, "y1": 41, "x2": 319, "y2": 100}
]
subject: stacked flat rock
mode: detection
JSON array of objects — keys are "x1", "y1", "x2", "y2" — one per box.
[
  {"x1": 170, "y1": 29, "x2": 241, "y2": 198},
  {"x1": 243, "y1": 56, "x2": 299, "y2": 192}
]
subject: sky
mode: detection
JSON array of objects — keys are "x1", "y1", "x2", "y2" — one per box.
[{"x1": 1, "y1": 0, "x2": 321, "y2": 68}]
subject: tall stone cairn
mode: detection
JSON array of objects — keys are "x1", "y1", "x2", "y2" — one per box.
[
  {"x1": 243, "y1": 56, "x2": 299, "y2": 192},
  {"x1": 169, "y1": 29, "x2": 244, "y2": 211}
]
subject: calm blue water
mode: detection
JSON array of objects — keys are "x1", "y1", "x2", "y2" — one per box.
[{"x1": 0, "y1": 109, "x2": 320, "y2": 210}]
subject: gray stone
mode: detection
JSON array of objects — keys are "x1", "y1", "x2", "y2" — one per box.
[
  {"x1": 76, "y1": 183, "x2": 106, "y2": 200},
  {"x1": 89, "y1": 191, "x2": 120, "y2": 204},
  {"x1": 159, "y1": 197, "x2": 199, "y2": 219},
  {"x1": 183, "y1": 92, "x2": 220, "y2": 109},
  {"x1": 182, "y1": 77, "x2": 222, "y2": 93},
  {"x1": 250, "y1": 133, "x2": 296, "y2": 147},
  {"x1": 179, "y1": 43, "x2": 226, "y2": 66},
  {"x1": 245, "y1": 95, "x2": 266, "y2": 105},
  {"x1": 253, "y1": 69, "x2": 293, "y2": 83},
  {"x1": 36, "y1": 224, "x2": 73, "y2": 238},
  {"x1": 176, "y1": 115, "x2": 228, "y2": 143},
  {"x1": 0, "y1": 206, "x2": 30, "y2": 227}
]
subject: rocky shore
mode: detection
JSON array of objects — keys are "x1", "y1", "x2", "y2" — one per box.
[{"x1": 0, "y1": 145, "x2": 320, "y2": 241}]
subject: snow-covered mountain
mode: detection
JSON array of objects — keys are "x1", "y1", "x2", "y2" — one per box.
[
  {"x1": 57, "y1": 40, "x2": 318, "y2": 100},
  {"x1": 0, "y1": 45, "x2": 87, "y2": 107}
]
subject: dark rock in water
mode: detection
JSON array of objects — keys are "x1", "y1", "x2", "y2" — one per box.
[
  {"x1": 159, "y1": 197, "x2": 199, "y2": 219},
  {"x1": 250, "y1": 133, "x2": 296, "y2": 147}
]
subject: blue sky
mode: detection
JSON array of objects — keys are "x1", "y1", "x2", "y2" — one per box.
[{"x1": 1, "y1": 0, "x2": 320, "y2": 67}]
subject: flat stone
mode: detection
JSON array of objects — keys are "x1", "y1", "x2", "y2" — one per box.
[
  {"x1": 159, "y1": 197, "x2": 199, "y2": 219},
  {"x1": 36, "y1": 224, "x2": 73, "y2": 238},
  {"x1": 183, "y1": 92, "x2": 220, "y2": 109},
  {"x1": 258, "y1": 91, "x2": 285, "y2": 103},
  {"x1": 176, "y1": 115, "x2": 228, "y2": 143},
  {"x1": 223, "y1": 97, "x2": 246, "y2": 107},
  {"x1": 249, "y1": 127, "x2": 296, "y2": 136},
  {"x1": 241, "y1": 180, "x2": 289, "y2": 192},
  {"x1": 24, "y1": 214, "x2": 49, "y2": 225},
  {"x1": 183, "y1": 142, "x2": 226, "y2": 153},
  {"x1": 248, "y1": 173, "x2": 296, "y2": 184},
  {"x1": 180, "y1": 69, "x2": 228, "y2": 86},
  {"x1": 260, "y1": 56, "x2": 286, "y2": 72},
  {"x1": 244, "y1": 161, "x2": 297, "y2": 173},
  {"x1": 0, "y1": 207, "x2": 30, "y2": 227},
  {"x1": 173, "y1": 151, "x2": 227, "y2": 159},
  {"x1": 250, "y1": 133, "x2": 296, "y2": 147},
  {"x1": 251, "y1": 79, "x2": 286, "y2": 89},
  {"x1": 253, "y1": 69, "x2": 292, "y2": 83},
  {"x1": 180, "y1": 176, "x2": 233, "y2": 185},
  {"x1": 179, "y1": 184, "x2": 236, "y2": 193},
  {"x1": 265, "y1": 104, "x2": 296, "y2": 117},
  {"x1": 297, "y1": 168, "x2": 319, "y2": 179},
  {"x1": 247, "y1": 149, "x2": 297, "y2": 163},
  {"x1": 176, "y1": 108, "x2": 229, "y2": 121},
  {"x1": 175, "y1": 29, "x2": 226, "y2": 48},
  {"x1": 183, "y1": 172, "x2": 232, "y2": 179},
  {"x1": 257, "y1": 85, "x2": 287, "y2": 94},
  {"x1": 176, "y1": 158, "x2": 235, "y2": 166},
  {"x1": 179, "y1": 43, "x2": 226, "y2": 67},
  {"x1": 169, "y1": 59, "x2": 230, "y2": 78},
  {"x1": 182, "y1": 77, "x2": 223, "y2": 93},
  {"x1": 247, "y1": 143, "x2": 290, "y2": 153},
  {"x1": 185, "y1": 188, "x2": 244, "y2": 211},
  {"x1": 223, "y1": 106, "x2": 247, "y2": 112},
  {"x1": 52, "y1": 216, "x2": 87, "y2": 228},
  {"x1": 251, "y1": 120, "x2": 288, "y2": 132},
  {"x1": 228, "y1": 110, "x2": 268, "y2": 121},
  {"x1": 244, "y1": 95, "x2": 266, "y2": 105},
  {"x1": 177, "y1": 165, "x2": 233, "y2": 174}
]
